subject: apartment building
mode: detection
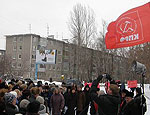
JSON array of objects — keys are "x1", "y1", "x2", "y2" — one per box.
[{"x1": 5, "y1": 34, "x2": 129, "y2": 81}]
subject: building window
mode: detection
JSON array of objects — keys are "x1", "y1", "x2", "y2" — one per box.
[
  {"x1": 57, "y1": 51, "x2": 62, "y2": 55},
  {"x1": 33, "y1": 37, "x2": 36, "y2": 42},
  {"x1": 18, "y1": 54, "x2": 21, "y2": 59},
  {"x1": 19, "y1": 46, "x2": 22, "y2": 50},
  {"x1": 32, "y1": 55, "x2": 34, "y2": 59},
  {"x1": 31, "y1": 64, "x2": 35, "y2": 68},
  {"x1": 18, "y1": 63, "x2": 21, "y2": 68},
  {"x1": 33, "y1": 46, "x2": 36, "y2": 51},
  {"x1": 58, "y1": 57, "x2": 62, "y2": 63},
  {"x1": 13, "y1": 37, "x2": 17, "y2": 42},
  {"x1": 57, "y1": 67, "x2": 61, "y2": 71},
  {"x1": 53, "y1": 65, "x2": 55, "y2": 70},
  {"x1": 19, "y1": 37, "x2": 23, "y2": 42},
  {"x1": 32, "y1": 55, "x2": 36, "y2": 59},
  {"x1": 13, "y1": 45, "x2": 17, "y2": 51},
  {"x1": 40, "y1": 64, "x2": 46, "y2": 68},
  {"x1": 12, "y1": 63, "x2": 16, "y2": 68},
  {"x1": 12, "y1": 53, "x2": 16, "y2": 59},
  {"x1": 49, "y1": 65, "x2": 52, "y2": 70}
]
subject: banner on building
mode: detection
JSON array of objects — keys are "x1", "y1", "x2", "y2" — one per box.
[
  {"x1": 36, "y1": 49, "x2": 57, "y2": 64},
  {"x1": 127, "y1": 80, "x2": 137, "y2": 88},
  {"x1": 105, "y1": 2, "x2": 150, "y2": 49}
]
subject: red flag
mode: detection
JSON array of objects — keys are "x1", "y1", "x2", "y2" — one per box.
[{"x1": 105, "y1": 3, "x2": 150, "y2": 49}]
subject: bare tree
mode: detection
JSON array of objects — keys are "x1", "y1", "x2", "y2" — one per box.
[
  {"x1": 68, "y1": 3, "x2": 97, "y2": 47},
  {"x1": 68, "y1": 4, "x2": 97, "y2": 81},
  {"x1": 0, "y1": 54, "x2": 14, "y2": 79}
]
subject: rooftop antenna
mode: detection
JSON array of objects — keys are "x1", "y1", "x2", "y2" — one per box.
[
  {"x1": 29, "y1": 24, "x2": 32, "y2": 34},
  {"x1": 47, "y1": 24, "x2": 49, "y2": 37}
]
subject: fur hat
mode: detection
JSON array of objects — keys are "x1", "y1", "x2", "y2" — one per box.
[
  {"x1": 4, "y1": 93, "x2": 16, "y2": 104},
  {"x1": 20, "y1": 99, "x2": 30, "y2": 109},
  {"x1": 36, "y1": 96, "x2": 44, "y2": 104}
]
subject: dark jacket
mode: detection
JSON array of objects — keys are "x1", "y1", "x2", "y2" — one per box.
[
  {"x1": 134, "y1": 94, "x2": 147, "y2": 115},
  {"x1": 5, "y1": 103, "x2": 19, "y2": 115},
  {"x1": 83, "y1": 85, "x2": 90, "y2": 115},
  {"x1": 120, "y1": 99, "x2": 141, "y2": 115},
  {"x1": 76, "y1": 90, "x2": 86, "y2": 112},
  {"x1": 90, "y1": 75, "x2": 121, "y2": 115},
  {"x1": 65, "y1": 92, "x2": 77, "y2": 115}
]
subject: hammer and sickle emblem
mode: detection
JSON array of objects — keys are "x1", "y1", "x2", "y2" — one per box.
[{"x1": 120, "y1": 21, "x2": 134, "y2": 33}]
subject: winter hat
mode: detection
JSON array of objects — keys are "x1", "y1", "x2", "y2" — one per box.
[
  {"x1": 10, "y1": 91, "x2": 17, "y2": 98},
  {"x1": 20, "y1": 99, "x2": 30, "y2": 109},
  {"x1": 36, "y1": 96, "x2": 44, "y2": 104},
  {"x1": 125, "y1": 91, "x2": 134, "y2": 98},
  {"x1": 4, "y1": 93, "x2": 16, "y2": 104},
  {"x1": 27, "y1": 100, "x2": 40, "y2": 113}
]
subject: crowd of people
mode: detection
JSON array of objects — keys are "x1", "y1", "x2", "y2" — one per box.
[{"x1": 0, "y1": 74, "x2": 147, "y2": 115}]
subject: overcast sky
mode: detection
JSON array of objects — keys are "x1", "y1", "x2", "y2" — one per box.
[{"x1": 0, "y1": 0, "x2": 149, "y2": 50}]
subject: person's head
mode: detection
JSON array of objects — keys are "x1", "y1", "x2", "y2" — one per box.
[
  {"x1": 27, "y1": 100, "x2": 40, "y2": 114},
  {"x1": 125, "y1": 91, "x2": 134, "y2": 103},
  {"x1": 85, "y1": 84, "x2": 90, "y2": 91},
  {"x1": 136, "y1": 87, "x2": 142, "y2": 95},
  {"x1": 54, "y1": 87, "x2": 59, "y2": 94},
  {"x1": 20, "y1": 84, "x2": 27, "y2": 91},
  {"x1": 30, "y1": 87, "x2": 40, "y2": 97},
  {"x1": 20, "y1": 99, "x2": 30, "y2": 109},
  {"x1": 107, "y1": 84, "x2": 120, "y2": 96},
  {"x1": 77, "y1": 85, "x2": 82, "y2": 91},
  {"x1": 98, "y1": 90, "x2": 105, "y2": 96},
  {"x1": 14, "y1": 89, "x2": 22, "y2": 98},
  {"x1": 121, "y1": 89, "x2": 128, "y2": 98},
  {"x1": 71, "y1": 87, "x2": 76, "y2": 94},
  {"x1": 22, "y1": 89, "x2": 31, "y2": 99},
  {"x1": 16, "y1": 80, "x2": 22, "y2": 86},
  {"x1": 36, "y1": 96, "x2": 44, "y2": 105},
  {"x1": 4, "y1": 93, "x2": 17, "y2": 105}
]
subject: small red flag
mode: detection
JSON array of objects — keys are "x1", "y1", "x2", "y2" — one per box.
[{"x1": 105, "y1": 2, "x2": 150, "y2": 49}]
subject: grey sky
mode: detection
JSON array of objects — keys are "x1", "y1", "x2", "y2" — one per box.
[{"x1": 0, "y1": 0, "x2": 149, "y2": 50}]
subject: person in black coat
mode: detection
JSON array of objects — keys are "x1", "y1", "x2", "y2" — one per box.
[
  {"x1": 83, "y1": 84, "x2": 91, "y2": 115},
  {"x1": 65, "y1": 87, "x2": 77, "y2": 115},
  {"x1": 120, "y1": 91, "x2": 142, "y2": 115},
  {"x1": 90, "y1": 74, "x2": 121, "y2": 115},
  {"x1": 134, "y1": 87, "x2": 147, "y2": 115}
]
